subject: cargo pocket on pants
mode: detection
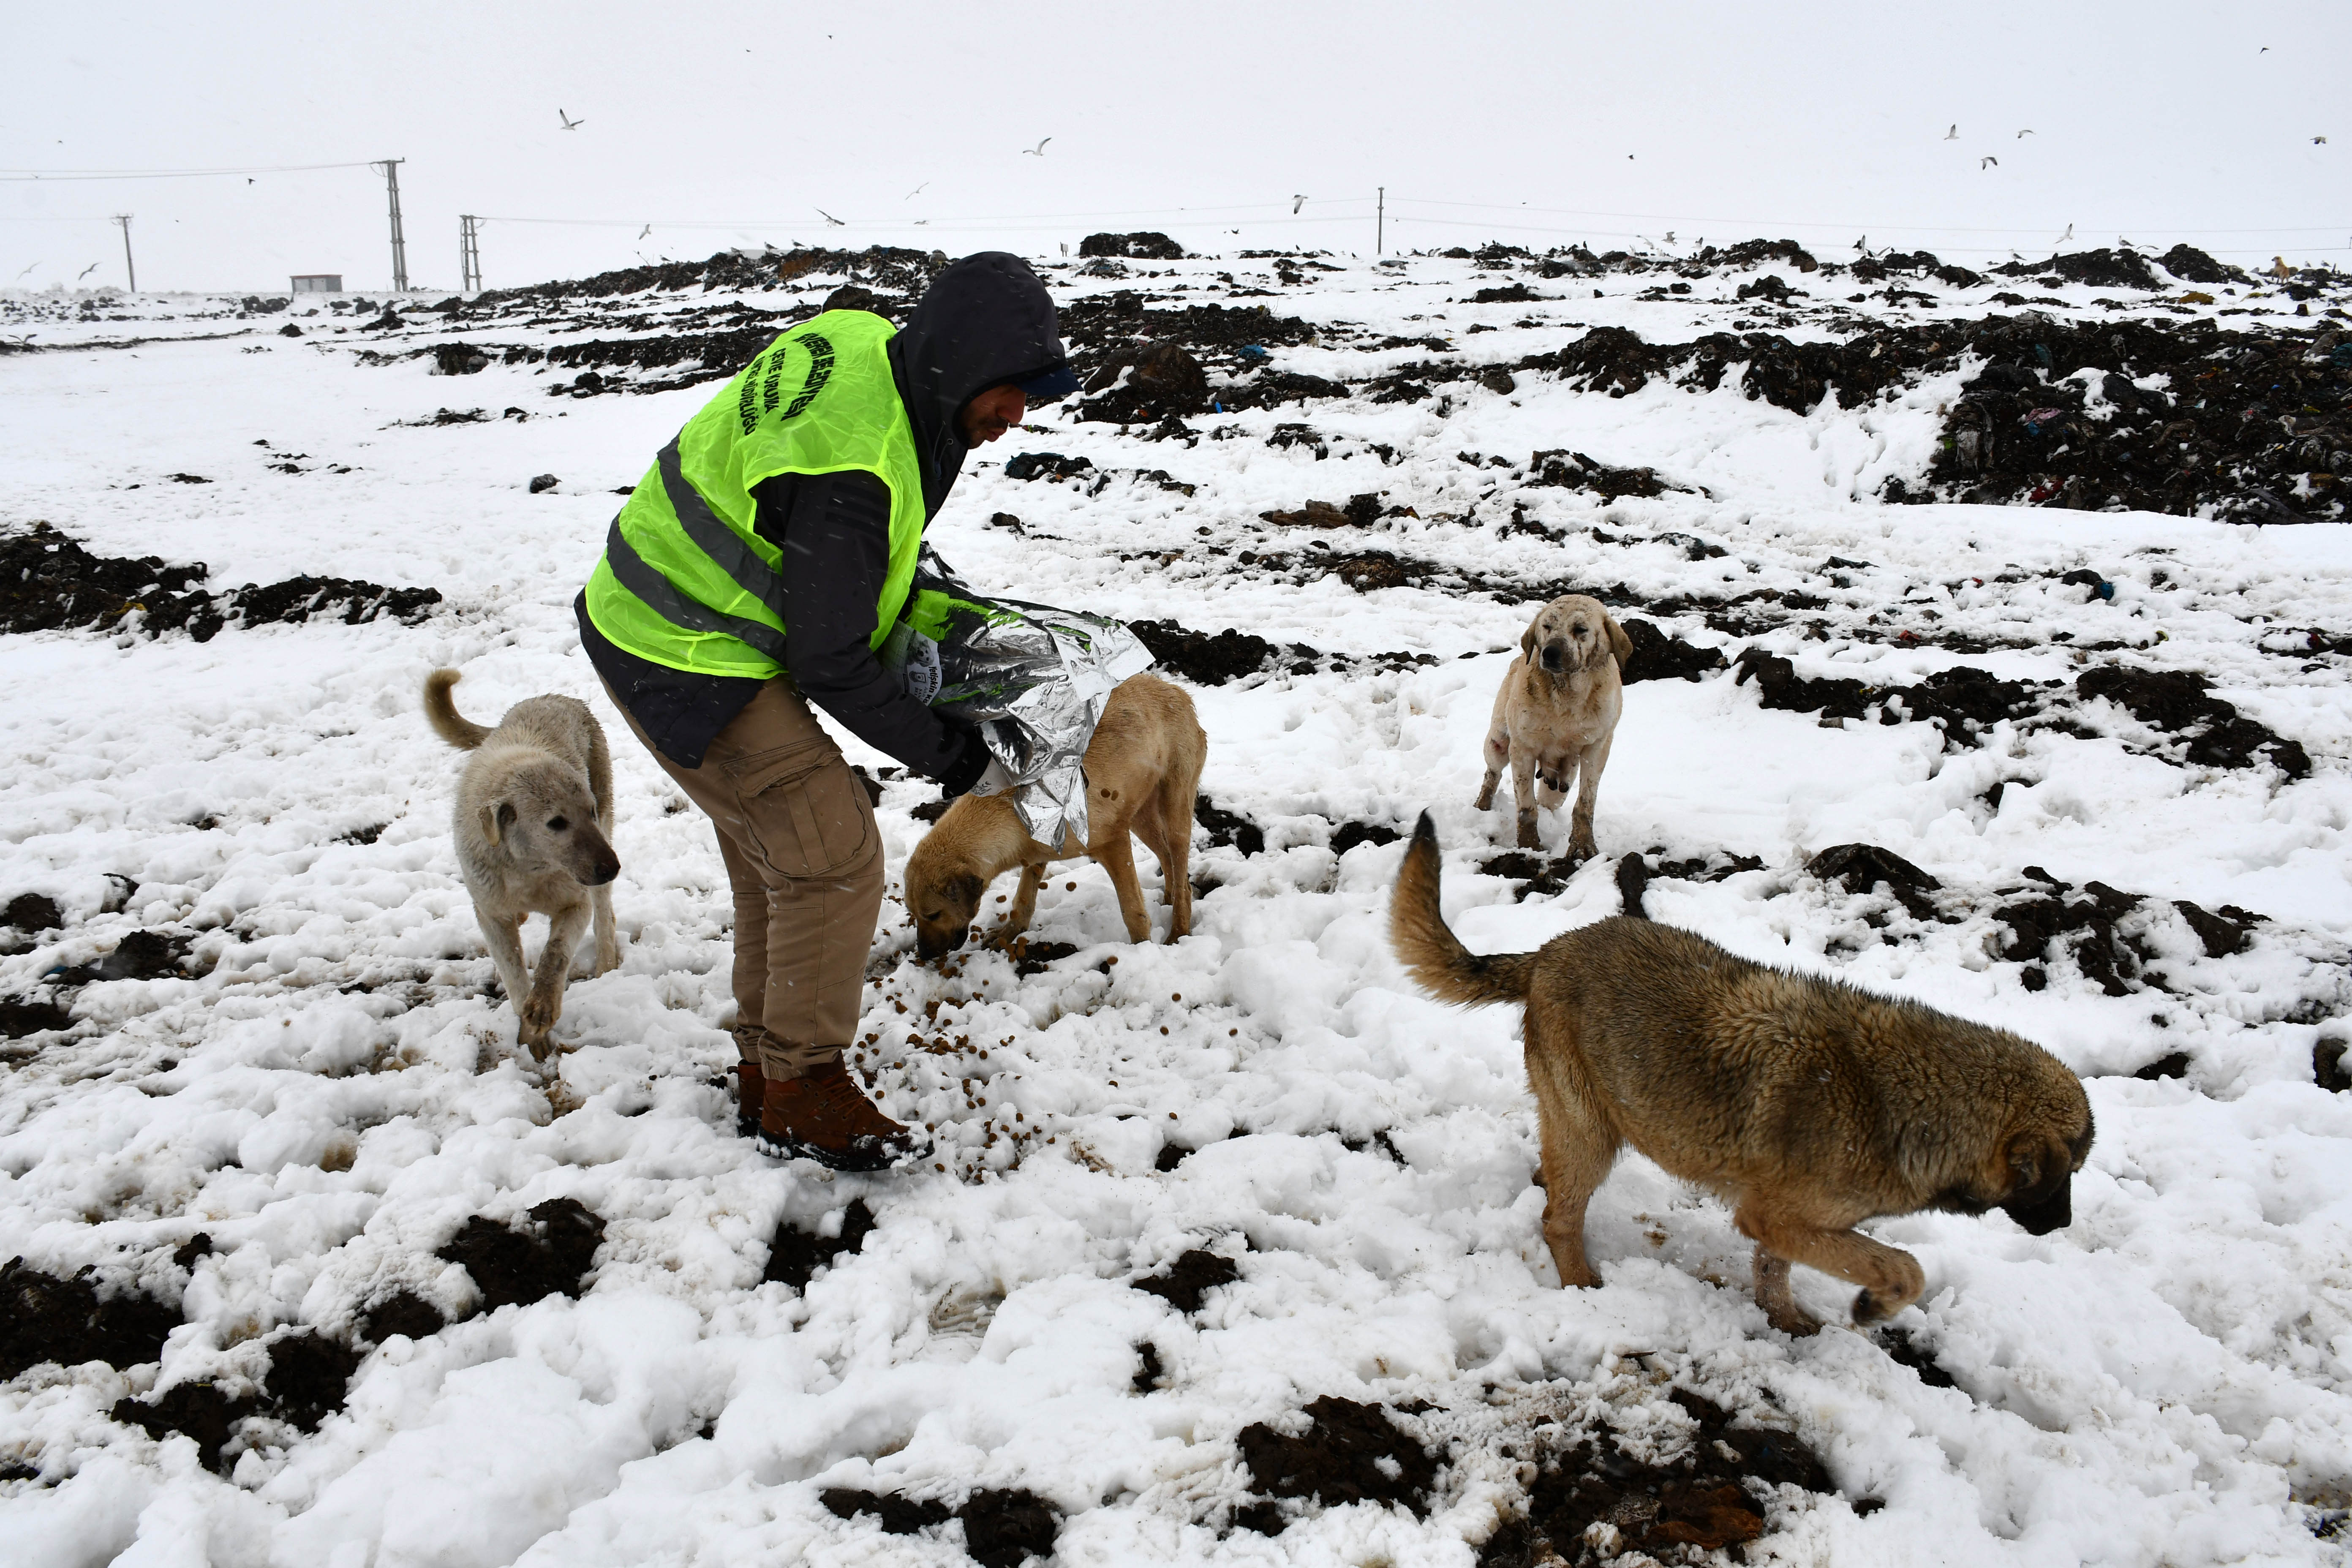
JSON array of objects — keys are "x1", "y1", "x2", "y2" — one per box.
[{"x1": 729, "y1": 740, "x2": 872, "y2": 878}]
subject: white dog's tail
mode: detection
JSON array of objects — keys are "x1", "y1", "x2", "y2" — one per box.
[{"x1": 422, "y1": 668, "x2": 493, "y2": 751}]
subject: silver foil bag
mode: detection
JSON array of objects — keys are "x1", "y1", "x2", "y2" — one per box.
[{"x1": 883, "y1": 564, "x2": 1153, "y2": 845}]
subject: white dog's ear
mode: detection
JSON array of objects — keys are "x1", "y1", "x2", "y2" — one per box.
[
  {"x1": 479, "y1": 799, "x2": 514, "y2": 846},
  {"x1": 1521, "y1": 621, "x2": 1540, "y2": 661},
  {"x1": 1605, "y1": 615, "x2": 1633, "y2": 667}
]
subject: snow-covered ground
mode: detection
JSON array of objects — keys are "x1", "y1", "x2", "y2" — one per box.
[{"x1": 3, "y1": 246, "x2": 2350, "y2": 1567}]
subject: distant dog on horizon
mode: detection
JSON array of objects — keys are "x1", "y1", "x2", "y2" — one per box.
[
  {"x1": 1476, "y1": 594, "x2": 1631, "y2": 859},
  {"x1": 424, "y1": 670, "x2": 621, "y2": 1061},
  {"x1": 1390, "y1": 814, "x2": 2093, "y2": 1334}
]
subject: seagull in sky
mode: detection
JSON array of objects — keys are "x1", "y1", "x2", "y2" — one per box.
[
  {"x1": 1981, "y1": 155, "x2": 1998, "y2": 169},
  {"x1": 77, "y1": 262, "x2": 98, "y2": 279},
  {"x1": 558, "y1": 109, "x2": 583, "y2": 131},
  {"x1": 816, "y1": 208, "x2": 846, "y2": 226},
  {"x1": 638, "y1": 224, "x2": 651, "y2": 239},
  {"x1": 2057, "y1": 222, "x2": 2074, "y2": 244},
  {"x1": 1944, "y1": 124, "x2": 1958, "y2": 140},
  {"x1": 13, "y1": 263, "x2": 35, "y2": 280},
  {"x1": 2017, "y1": 128, "x2": 2035, "y2": 138},
  {"x1": 1292, "y1": 195, "x2": 1307, "y2": 214},
  {"x1": 1021, "y1": 137, "x2": 1051, "y2": 156},
  {"x1": 905, "y1": 182, "x2": 929, "y2": 199}
]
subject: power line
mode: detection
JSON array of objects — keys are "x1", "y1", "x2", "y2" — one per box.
[
  {"x1": 0, "y1": 161, "x2": 383, "y2": 182},
  {"x1": 1383, "y1": 213, "x2": 2347, "y2": 257},
  {"x1": 1385, "y1": 196, "x2": 2350, "y2": 237}
]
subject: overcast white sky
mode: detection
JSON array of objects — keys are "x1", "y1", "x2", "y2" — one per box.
[{"x1": 2, "y1": 0, "x2": 2342, "y2": 294}]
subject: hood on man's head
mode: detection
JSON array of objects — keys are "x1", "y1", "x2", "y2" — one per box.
[{"x1": 888, "y1": 252, "x2": 1071, "y2": 517}]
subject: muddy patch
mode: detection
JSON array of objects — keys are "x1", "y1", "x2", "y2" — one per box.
[
  {"x1": 436, "y1": 1198, "x2": 605, "y2": 1312},
  {"x1": 820, "y1": 1486, "x2": 1060, "y2": 1568},
  {"x1": 1, "y1": 523, "x2": 441, "y2": 642},
  {"x1": 0, "y1": 1258, "x2": 180, "y2": 1378},
  {"x1": 1129, "y1": 619, "x2": 1282, "y2": 685},
  {"x1": 1234, "y1": 1396, "x2": 1438, "y2": 1530},
  {"x1": 1194, "y1": 796, "x2": 1266, "y2": 857},
  {"x1": 1481, "y1": 1388, "x2": 1835, "y2": 1566},
  {"x1": 358, "y1": 1289, "x2": 448, "y2": 1344},
  {"x1": 1134, "y1": 1248, "x2": 1241, "y2": 1313},
  {"x1": 762, "y1": 1198, "x2": 875, "y2": 1290},
  {"x1": 2076, "y1": 666, "x2": 2310, "y2": 778}
]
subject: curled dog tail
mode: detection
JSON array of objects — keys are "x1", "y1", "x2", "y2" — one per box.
[
  {"x1": 422, "y1": 668, "x2": 492, "y2": 751},
  {"x1": 1390, "y1": 812, "x2": 1537, "y2": 1007}
]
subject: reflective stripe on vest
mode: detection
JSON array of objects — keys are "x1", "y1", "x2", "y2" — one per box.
[{"x1": 581, "y1": 310, "x2": 926, "y2": 681}]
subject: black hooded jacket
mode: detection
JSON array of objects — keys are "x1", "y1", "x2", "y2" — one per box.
[{"x1": 578, "y1": 253, "x2": 1068, "y2": 784}]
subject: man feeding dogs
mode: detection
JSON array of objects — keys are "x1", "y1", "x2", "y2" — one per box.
[{"x1": 577, "y1": 253, "x2": 1079, "y2": 1171}]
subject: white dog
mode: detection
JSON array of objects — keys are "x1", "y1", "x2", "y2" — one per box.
[{"x1": 423, "y1": 670, "x2": 621, "y2": 1058}]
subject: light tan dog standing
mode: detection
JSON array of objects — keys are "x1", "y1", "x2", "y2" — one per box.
[
  {"x1": 1391, "y1": 815, "x2": 2093, "y2": 1334},
  {"x1": 1476, "y1": 594, "x2": 1631, "y2": 858},
  {"x1": 903, "y1": 673, "x2": 1204, "y2": 960},
  {"x1": 424, "y1": 669, "x2": 622, "y2": 1059}
]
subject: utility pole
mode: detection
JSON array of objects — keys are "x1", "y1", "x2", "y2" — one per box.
[
  {"x1": 113, "y1": 214, "x2": 136, "y2": 292},
  {"x1": 376, "y1": 158, "x2": 408, "y2": 291},
  {"x1": 1376, "y1": 187, "x2": 1384, "y2": 256},
  {"x1": 459, "y1": 215, "x2": 482, "y2": 292}
]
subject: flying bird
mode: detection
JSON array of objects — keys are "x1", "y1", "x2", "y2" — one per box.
[
  {"x1": 13, "y1": 263, "x2": 35, "y2": 280},
  {"x1": 905, "y1": 182, "x2": 929, "y2": 199},
  {"x1": 638, "y1": 224, "x2": 651, "y2": 239},
  {"x1": 1944, "y1": 124, "x2": 1958, "y2": 140},
  {"x1": 1292, "y1": 194, "x2": 1307, "y2": 214},
  {"x1": 558, "y1": 109, "x2": 583, "y2": 130},
  {"x1": 1981, "y1": 155, "x2": 1998, "y2": 169},
  {"x1": 2057, "y1": 222, "x2": 2074, "y2": 244},
  {"x1": 1021, "y1": 137, "x2": 1051, "y2": 156},
  {"x1": 2017, "y1": 128, "x2": 2035, "y2": 138},
  {"x1": 2316, "y1": 136, "x2": 2330, "y2": 145},
  {"x1": 816, "y1": 208, "x2": 846, "y2": 226},
  {"x1": 77, "y1": 262, "x2": 98, "y2": 279}
]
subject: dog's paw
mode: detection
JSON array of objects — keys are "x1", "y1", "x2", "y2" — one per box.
[
  {"x1": 1850, "y1": 1288, "x2": 1898, "y2": 1327},
  {"x1": 592, "y1": 943, "x2": 621, "y2": 977},
  {"x1": 518, "y1": 990, "x2": 561, "y2": 1035},
  {"x1": 1516, "y1": 824, "x2": 1544, "y2": 850},
  {"x1": 1473, "y1": 785, "x2": 1497, "y2": 811},
  {"x1": 1767, "y1": 1301, "x2": 1826, "y2": 1336}
]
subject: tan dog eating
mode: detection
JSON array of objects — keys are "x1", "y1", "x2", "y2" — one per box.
[
  {"x1": 1476, "y1": 594, "x2": 1631, "y2": 858},
  {"x1": 903, "y1": 673, "x2": 1203, "y2": 960},
  {"x1": 1390, "y1": 814, "x2": 2093, "y2": 1334},
  {"x1": 424, "y1": 669, "x2": 621, "y2": 1059}
]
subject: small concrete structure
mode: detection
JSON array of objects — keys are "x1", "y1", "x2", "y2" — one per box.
[{"x1": 290, "y1": 274, "x2": 343, "y2": 294}]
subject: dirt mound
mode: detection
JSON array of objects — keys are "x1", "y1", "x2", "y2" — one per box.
[
  {"x1": 1736, "y1": 649, "x2": 2048, "y2": 743},
  {"x1": 1059, "y1": 291, "x2": 1318, "y2": 378},
  {"x1": 1330, "y1": 821, "x2": 1402, "y2": 855},
  {"x1": 1, "y1": 1258, "x2": 180, "y2": 1378},
  {"x1": 1990, "y1": 874, "x2": 2151, "y2": 996},
  {"x1": 1808, "y1": 843, "x2": 1942, "y2": 919},
  {"x1": 820, "y1": 1486, "x2": 1060, "y2": 1567},
  {"x1": 1005, "y1": 937, "x2": 1081, "y2": 977},
  {"x1": 436, "y1": 1198, "x2": 605, "y2": 1312},
  {"x1": 473, "y1": 245, "x2": 946, "y2": 309},
  {"x1": 1616, "y1": 617, "x2": 1726, "y2": 684},
  {"x1": 261, "y1": 1330, "x2": 362, "y2": 1431},
  {"x1": 1215, "y1": 369, "x2": 1350, "y2": 410},
  {"x1": 762, "y1": 1198, "x2": 875, "y2": 1290},
  {"x1": 111, "y1": 1382, "x2": 260, "y2": 1474},
  {"x1": 2076, "y1": 667, "x2": 2310, "y2": 777},
  {"x1": 1078, "y1": 341, "x2": 1210, "y2": 422},
  {"x1": 1, "y1": 523, "x2": 441, "y2": 642},
  {"x1": 1527, "y1": 449, "x2": 1685, "y2": 500},
  {"x1": 1482, "y1": 1388, "x2": 1834, "y2": 1566},
  {"x1": 1923, "y1": 315, "x2": 2345, "y2": 523},
  {"x1": 2158, "y1": 244, "x2": 2243, "y2": 285},
  {"x1": 1134, "y1": 1248, "x2": 1240, "y2": 1312},
  {"x1": 1478, "y1": 851, "x2": 1573, "y2": 901},
  {"x1": 358, "y1": 1289, "x2": 446, "y2": 1343},
  {"x1": 0, "y1": 998, "x2": 73, "y2": 1039},
  {"x1": 1081, "y1": 232, "x2": 1185, "y2": 261},
  {"x1": 1994, "y1": 248, "x2": 2161, "y2": 291},
  {"x1": 1194, "y1": 796, "x2": 1265, "y2": 856},
  {"x1": 1128, "y1": 619, "x2": 1279, "y2": 684},
  {"x1": 1236, "y1": 1396, "x2": 1437, "y2": 1524},
  {"x1": 3, "y1": 893, "x2": 61, "y2": 932}
]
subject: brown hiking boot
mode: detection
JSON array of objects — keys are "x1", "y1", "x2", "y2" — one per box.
[
  {"x1": 756, "y1": 1059, "x2": 928, "y2": 1171},
  {"x1": 733, "y1": 1064, "x2": 763, "y2": 1138}
]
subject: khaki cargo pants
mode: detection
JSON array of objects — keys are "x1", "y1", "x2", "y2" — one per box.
[{"x1": 607, "y1": 677, "x2": 882, "y2": 1081}]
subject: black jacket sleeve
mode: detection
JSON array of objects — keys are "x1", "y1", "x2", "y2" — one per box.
[{"x1": 754, "y1": 470, "x2": 989, "y2": 794}]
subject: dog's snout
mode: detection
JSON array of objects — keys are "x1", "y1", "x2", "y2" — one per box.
[
  {"x1": 585, "y1": 858, "x2": 621, "y2": 886},
  {"x1": 1539, "y1": 640, "x2": 1569, "y2": 672}
]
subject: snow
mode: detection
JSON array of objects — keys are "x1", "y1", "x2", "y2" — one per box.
[{"x1": 3, "y1": 246, "x2": 2351, "y2": 1566}]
